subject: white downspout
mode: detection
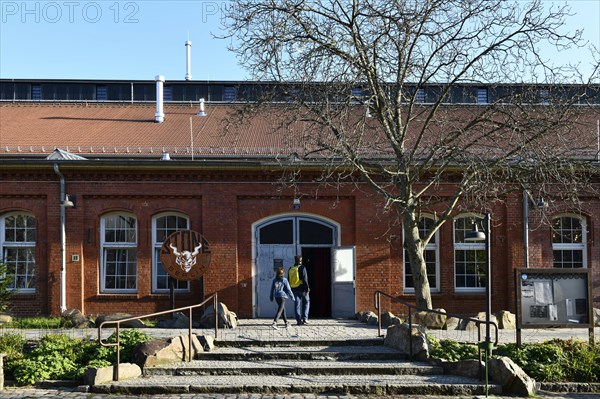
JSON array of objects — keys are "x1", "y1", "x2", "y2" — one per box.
[{"x1": 53, "y1": 164, "x2": 68, "y2": 313}]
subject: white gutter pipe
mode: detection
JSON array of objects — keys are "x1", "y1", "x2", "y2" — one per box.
[{"x1": 53, "y1": 164, "x2": 68, "y2": 313}]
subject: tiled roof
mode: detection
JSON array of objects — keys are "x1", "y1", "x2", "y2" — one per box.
[
  {"x1": 1, "y1": 101, "x2": 598, "y2": 162},
  {"x1": 0, "y1": 102, "x2": 296, "y2": 159}
]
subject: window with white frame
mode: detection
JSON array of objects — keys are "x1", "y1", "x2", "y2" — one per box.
[
  {"x1": 1, "y1": 213, "x2": 37, "y2": 292},
  {"x1": 100, "y1": 213, "x2": 137, "y2": 293},
  {"x1": 404, "y1": 216, "x2": 439, "y2": 292},
  {"x1": 454, "y1": 215, "x2": 487, "y2": 291},
  {"x1": 152, "y1": 213, "x2": 190, "y2": 292},
  {"x1": 552, "y1": 215, "x2": 587, "y2": 268}
]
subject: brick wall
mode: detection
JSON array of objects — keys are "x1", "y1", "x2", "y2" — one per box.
[{"x1": 1, "y1": 167, "x2": 598, "y2": 320}]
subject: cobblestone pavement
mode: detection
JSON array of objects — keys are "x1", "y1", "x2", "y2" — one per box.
[{"x1": 1, "y1": 388, "x2": 600, "y2": 399}]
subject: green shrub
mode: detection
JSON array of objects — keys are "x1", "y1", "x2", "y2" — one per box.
[
  {"x1": 0, "y1": 332, "x2": 26, "y2": 379},
  {"x1": 94, "y1": 328, "x2": 150, "y2": 364},
  {"x1": 0, "y1": 262, "x2": 15, "y2": 312},
  {"x1": 10, "y1": 333, "x2": 99, "y2": 385},
  {"x1": 428, "y1": 336, "x2": 478, "y2": 361},
  {"x1": 429, "y1": 336, "x2": 599, "y2": 383}
]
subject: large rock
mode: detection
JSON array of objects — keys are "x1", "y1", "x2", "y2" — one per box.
[
  {"x1": 62, "y1": 308, "x2": 94, "y2": 328},
  {"x1": 594, "y1": 308, "x2": 600, "y2": 326},
  {"x1": 95, "y1": 313, "x2": 146, "y2": 329},
  {"x1": 489, "y1": 356, "x2": 537, "y2": 397},
  {"x1": 445, "y1": 317, "x2": 461, "y2": 330},
  {"x1": 384, "y1": 322, "x2": 429, "y2": 361},
  {"x1": 156, "y1": 312, "x2": 189, "y2": 329},
  {"x1": 0, "y1": 314, "x2": 12, "y2": 325},
  {"x1": 463, "y1": 312, "x2": 498, "y2": 336},
  {"x1": 437, "y1": 359, "x2": 483, "y2": 379},
  {"x1": 199, "y1": 302, "x2": 238, "y2": 329},
  {"x1": 84, "y1": 362, "x2": 141, "y2": 385},
  {"x1": 496, "y1": 310, "x2": 516, "y2": 330},
  {"x1": 410, "y1": 309, "x2": 446, "y2": 329},
  {"x1": 131, "y1": 335, "x2": 203, "y2": 368}
]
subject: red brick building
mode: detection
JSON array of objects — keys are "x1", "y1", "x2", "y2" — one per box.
[{"x1": 1, "y1": 79, "x2": 598, "y2": 320}]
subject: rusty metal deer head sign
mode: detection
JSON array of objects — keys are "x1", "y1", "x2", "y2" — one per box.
[{"x1": 160, "y1": 230, "x2": 211, "y2": 281}]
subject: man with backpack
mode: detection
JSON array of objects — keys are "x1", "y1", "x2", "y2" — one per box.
[{"x1": 288, "y1": 255, "x2": 310, "y2": 325}]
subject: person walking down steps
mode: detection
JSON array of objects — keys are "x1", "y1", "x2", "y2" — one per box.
[
  {"x1": 269, "y1": 267, "x2": 295, "y2": 330},
  {"x1": 288, "y1": 255, "x2": 310, "y2": 325}
]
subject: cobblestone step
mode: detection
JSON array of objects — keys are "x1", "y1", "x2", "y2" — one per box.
[
  {"x1": 144, "y1": 359, "x2": 441, "y2": 376},
  {"x1": 194, "y1": 345, "x2": 405, "y2": 361},
  {"x1": 92, "y1": 373, "x2": 503, "y2": 396}
]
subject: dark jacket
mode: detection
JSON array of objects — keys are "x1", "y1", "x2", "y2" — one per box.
[{"x1": 293, "y1": 264, "x2": 309, "y2": 292}]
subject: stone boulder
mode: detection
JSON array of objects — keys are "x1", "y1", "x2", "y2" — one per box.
[
  {"x1": 95, "y1": 313, "x2": 146, "y2": 329},
  {"x1": 62, "y1": 308, "x2": 94, "y2": 328},
  {"x1": 437, "y1": 359, "x2": 482, "y2": 379},
  {"x1": 410, "y1": 309, "x2": 446, "y2": 329},
  {"x1": 156, "y1": 312, "x2": 189, "y2": 329},
  {"x1": 357, "y1": 310, "x2": 378, "y2": 324},
  {"x1": 489, "y1": 356, "x2": 537, "y2": 397},
  {"x1": 131, "y1": 335, "x2": 204, "y2": 368},
  {"x1": 496, "y1": 310, "x2": 516, "y2": 330},
  {"x1": 384, "y1": 322, "x2": 429, "y2": 361},
  {"x1": 0, "y1": 314, "x2": 12, "y2": 325},
  {"x1": 594, "y1": 308, "x2": 600, "y2": 326},
  {"x1": 445, "y1": 317, "x2": 461, "y2": 330},
  {"x1": 199, "y1": 302, "x2": 237, "y2": 329},
  {"x1": 463, "y1": 312, "x2": 498, "y2": 336},
  {"x1": 84, "y1": 362, "x2": 141, "y2": 385}
]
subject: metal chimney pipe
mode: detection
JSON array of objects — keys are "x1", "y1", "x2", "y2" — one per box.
[
  {"x1": 155, "y1": 75, "x2": 165, "y2": 123},
  {"x1": 185, "y1": 40, "x2": 192, "y2": 80}
]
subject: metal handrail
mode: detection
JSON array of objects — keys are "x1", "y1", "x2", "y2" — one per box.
[
  {"x1": 98, "y1": 293, "x2": 218, "y2": 381},
  {"x1": 374, "y1": 290, "x2": 498, "y2": 378}
]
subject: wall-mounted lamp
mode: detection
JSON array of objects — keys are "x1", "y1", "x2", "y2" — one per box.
[
  {"x1": 534, "y1": 197, "x2": 548, "y2": 210},
  {"x1": 196, "y1": 98, "x2": 207, "y2": 117},
  {"x1": 293, "y1": 198, "x2": 301, "y2": 210},
  {"x1": 63, "y1": 194, "x2": 76, "y2": 208}
]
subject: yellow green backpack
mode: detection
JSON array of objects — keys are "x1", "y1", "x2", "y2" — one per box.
[{"x1": 288, "y1": 265, "x2": 301, "y2": 288}]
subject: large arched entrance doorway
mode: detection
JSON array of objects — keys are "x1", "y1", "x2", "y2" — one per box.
[{"x1": 253, "y1": 215, "x2": 355, "y2": 319}]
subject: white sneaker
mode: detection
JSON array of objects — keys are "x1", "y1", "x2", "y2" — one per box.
[
  {"x1": 271, "y1": 322, "x2": 278, "y2": 330},
  {"x1": 284, "y1": 322, "x2": 290, "y2": 328}
]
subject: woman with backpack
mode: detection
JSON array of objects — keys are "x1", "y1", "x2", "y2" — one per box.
[{"x1": 269, "y1": 267, "x2": 295, "y2": 329}]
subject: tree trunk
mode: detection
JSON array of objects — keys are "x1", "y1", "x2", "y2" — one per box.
[{"x1": 402, "y1": 211, "x2": 433, "y2": 310}]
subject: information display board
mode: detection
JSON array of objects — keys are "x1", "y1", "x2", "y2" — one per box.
[{"x1": 515, "y1": 269, "x2": 592, "y2": 328}]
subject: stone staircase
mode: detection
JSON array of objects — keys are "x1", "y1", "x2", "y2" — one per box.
[{"x1": 91, "y1": 336, "x2": 502, "y2": 396}]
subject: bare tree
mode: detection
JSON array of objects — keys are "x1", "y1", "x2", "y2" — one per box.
[{"x1": 224, "y1": 0, "x2": 600, "y2": 309}]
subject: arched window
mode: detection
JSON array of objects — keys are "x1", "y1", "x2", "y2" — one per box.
[
  {"x1": 552, "y1": 215, "x2": 587, "y2": 268},
  {"x1": 152, "y1": 213, "x2": 190, "y2": 292},
  {"x1": 100, "y1": 213, "x2": 137, "y2": 293},
  {"x1": 454, "y1": 214, "x2": 487, "y2": 291},
  {"x1": 0, "y1": 212, "x2": 37, "y2": 292},
  {"x1": 404, "y1": 216, "x2": 439, "y2": 293}
]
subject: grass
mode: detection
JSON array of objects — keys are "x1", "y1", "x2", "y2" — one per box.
[{"x1": 3, "y1": 316, "x2": 66, "y2": 329}]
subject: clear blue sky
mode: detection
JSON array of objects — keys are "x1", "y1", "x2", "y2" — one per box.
[{"x1": 1, "y1": 0, "x2": 598, "y2": 82}]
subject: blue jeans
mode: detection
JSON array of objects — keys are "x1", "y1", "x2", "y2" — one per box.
[{"x1": 293, "y1": 290, "x2": 310, "y2": 323}]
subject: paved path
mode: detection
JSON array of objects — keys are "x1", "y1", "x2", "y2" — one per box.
[{"x1": 4, "y1": 318, "x2": 597, "y2": 345}]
